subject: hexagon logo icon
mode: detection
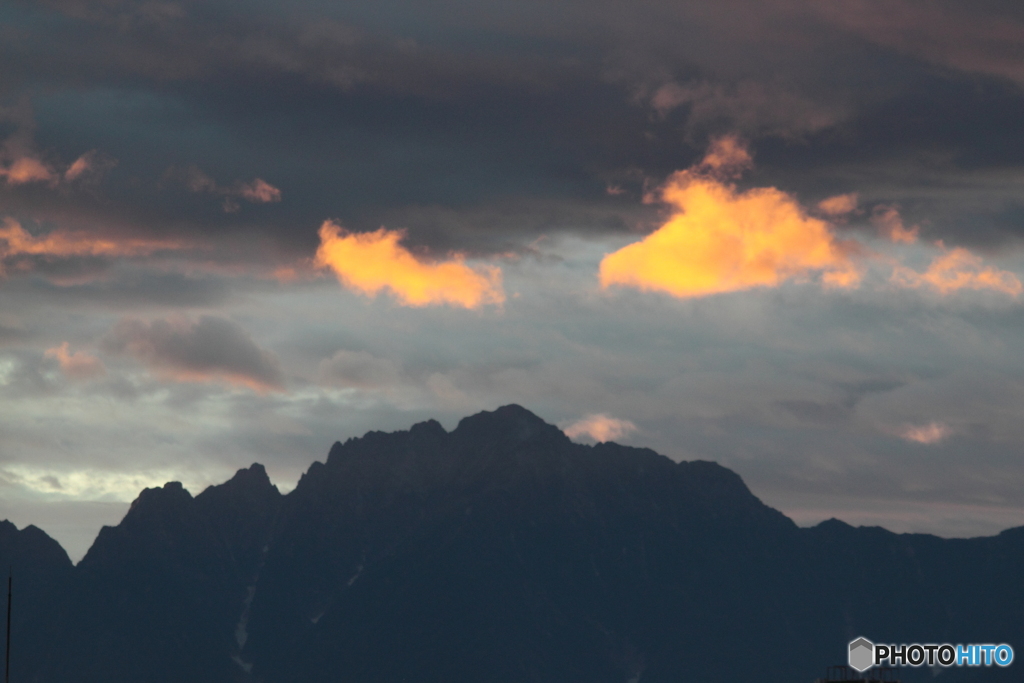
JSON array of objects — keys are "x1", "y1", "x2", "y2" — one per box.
[{"x1": 849, "y1": 637, "x2": 874, "y2": 672}]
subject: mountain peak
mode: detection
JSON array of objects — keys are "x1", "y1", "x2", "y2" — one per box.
[
  {"x1": 218, "y1": 462, "x2": 276, "y2": 494},
  {"x1": 0, "y1": 519, "x2": 17, "y2": 537},
  {"x1": 453, "y1": 404, "x2": 570, "y2": 447},
  {"x1": 194, "y1": 462, "x2": 281, "y2": 514},
  {"x1": 409, "y1": 418, "x2": 446, "y2": 437},
  {"x1": 128, "y1": 480, "x2": 193, "y2": 512}
]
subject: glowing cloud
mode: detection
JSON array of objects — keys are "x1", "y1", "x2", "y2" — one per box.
[
  {"x1": 0, "y1": 219, "x2": 181, "y2": 269},
  {"x1": 45, "y1": 342, "x2": 106, "y2": 380},
  {"x1": 600, "y1": 142, "x2": 860, "y2": 298},
  {"x1": 564, "y1": 414, "x2": 638, "y2": 443},
  {"x1": 63, "y1": 150, "x2": 116, "y2": 183},
  {"x1": 1, "y1": 157, "x2": 56, "y2": 185},
  {"x1": 238, "y1": 178, "x2": 282, "y2": 203},
  {"x1": 891, "y1": 245, "x2": 1022, "y2": 296},
  {"x1": 817, "y1": 193, "x2": 858, "y2": 216},
  {"x1": 64, "y1": 154, "x2": 93, "y2": 182},
  {"x1": 179, "y1": 166, "x2": 282, "y2": 212},
  {"x1": 872, "y1": 206, "x2": 919, "y2": 244},
  {"x1": 900, "y1": 421, "x2": 952, "y2": 445},
  {"x1": 699, "y1": 135, "x2": 754, "y2": 178},
  {"x1": 315, "y1": 221, "x2": 505, "y2": 308}
]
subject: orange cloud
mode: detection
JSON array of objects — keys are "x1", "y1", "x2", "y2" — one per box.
[
  {"x1": 45, "y1": 342, "x2": 105, "y2": 380},
  {"x1": 178, "y1": 166, "x2": 282, "y2": 212},
  {"x1": 237, "y1": 178, "x2": 282, "y2": 203},
  {"x1": 891, "y1": 245, "x2": 1022, "y2": 296},
  {"x1": 699, "y1": 135, "x2": 753, "y2": 178},
  {"x1": 600, "y1": 144, "x2": 860, "y2": 298},
  {"x1": 900, "y1": 421, "x2": 952, "y2": 445},
  {"x1": 0, "y1": 150, "x2": 113, "y2": 187},
  {"x1": 817, "y1": 193, "x2": 858, "y2": 216},
  {"x1": 872, "y1": 206, "x2": 918, "y2": 244},
  {"x1": 63, "y1": 150, "x2": 115, "y2": 183},
  {"x1": 1, "y1": 157, "x2": 56, "y2": 185},
  {"x1": 563, "y1": 414, "x2": 638, "y2": 443},
  {"x1": 0, "y1": 219, "x2": 181, "y2": 267},
  {"x1": 314, "y1": 221, "x2": 505, "y2": 308},
  {"x1": 64, "y1": 154, "x2": 93, "y2": 182}
]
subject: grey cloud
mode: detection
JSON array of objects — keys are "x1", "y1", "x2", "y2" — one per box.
[
  {"x1": 777, "y1": 400, "x2": 848, "y2": 425},
  {"x1": 9, "y1": 270, "x2": 231, "y2": 309},
  {"x1": 0, "y1": 323, "x2": 26, "y2": 345},
  {"x1": 4, "y1": 259, "x2": 1024, "y2": 554},
  {"x1": 0, "y1": 351, "x2": 62, "y2": 398},
  {"x1": 648, "y1": 80, "x2": 846, "y2": 140},
  {"x1": 318, "y1": 349, "x2": 402, "y2": 389},
  {"x1": 778, "y1": 378, "x2": 906, "y2": 425},
  {"x1": 103, "y1": 315, "x2": 284, "y2": 390}
]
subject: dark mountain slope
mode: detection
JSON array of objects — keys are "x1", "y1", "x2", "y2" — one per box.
[
  {"x1": 793, "y1": 520, "x2": 1024, "y2": 676},
  {"x1": 41, "y1": 464, "x2": 281, "y2": 683},
  {"x1": 0, "y1": 521, "x2": 72, "y2": 683},
  {"x1": 243, "y1": 406, "x2": 814, "y2": 682},
  {"x1": 1, "y1": 406, "x2": 1021, "y2": 682}
]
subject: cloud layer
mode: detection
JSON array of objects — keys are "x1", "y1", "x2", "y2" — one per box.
[
  {"x1": 892, "y1": 246, "x2": 1023, "y2": 296},
  {"x1": 0, "y1": 219, "x2": 182, "y2": 276},
  {"x1": 103, "y1": 316, "x2": 284, "y2": 392},
  {"x1": 44, "y1": 342, "x2": 105, "y2": 380}
]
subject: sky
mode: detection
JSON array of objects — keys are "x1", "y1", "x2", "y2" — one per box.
[{"x1": 4, "y1": 0, "x2": 1024, "y2": 562}]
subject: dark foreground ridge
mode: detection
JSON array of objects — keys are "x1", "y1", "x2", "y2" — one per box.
[{"x1": 1, "y1": 405, "x2": 1021, "y2": 682}]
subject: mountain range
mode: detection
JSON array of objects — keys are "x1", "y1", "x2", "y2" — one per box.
[{"x1": 1, "y1": 405, "x2": 1020, "y2": 682}]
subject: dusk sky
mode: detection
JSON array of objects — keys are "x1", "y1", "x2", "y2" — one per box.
[{"x1": 4, "y1": 0, "x2": 1024, "y2": 561}]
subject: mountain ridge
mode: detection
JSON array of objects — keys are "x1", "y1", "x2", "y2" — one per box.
[{"x1": 0, "y1": 405, "x2": 1020, "y2": 682}]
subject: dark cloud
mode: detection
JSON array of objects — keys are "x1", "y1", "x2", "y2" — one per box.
[
  {"x1": 4, "y1": 0, "x2": 1023, "y2": 258},
  {"x1": 810, "y1": 0, "x2": 1024, "y2": 86},
  {"x1": 103, "y1": 315, "x2": 284, "y2": 391}
]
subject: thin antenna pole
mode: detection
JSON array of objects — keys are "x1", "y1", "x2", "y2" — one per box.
[{"x1": 5, "y1": 570, "x2": 10, "y2": 683}]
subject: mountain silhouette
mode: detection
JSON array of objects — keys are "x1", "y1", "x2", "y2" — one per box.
[{"x1": 1, "y1": 405, "x2": 1020, "y2": 682}]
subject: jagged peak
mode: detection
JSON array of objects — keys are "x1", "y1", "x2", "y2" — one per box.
[
  {"x1": 409, "y1": 418, "x2": 446, "y2": 437},
  {"x1": 223, "y1": 463, "x2": 275, "y2": 491},
  {"x1": 325, "y1": 418, "x2": 450, "y2": 468},
  {"x1": 127, "y1": 480, "x2": 193, "y2": 513},
  {"x1": 453, "y1": 404, "x2": 570, "y2": 446},
  {"x1": 195, "y1": 462, "x2": 281, "y2": 504},
  {"x1": 326, "y1": 440, "x2": 344, "y2": 461}
]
